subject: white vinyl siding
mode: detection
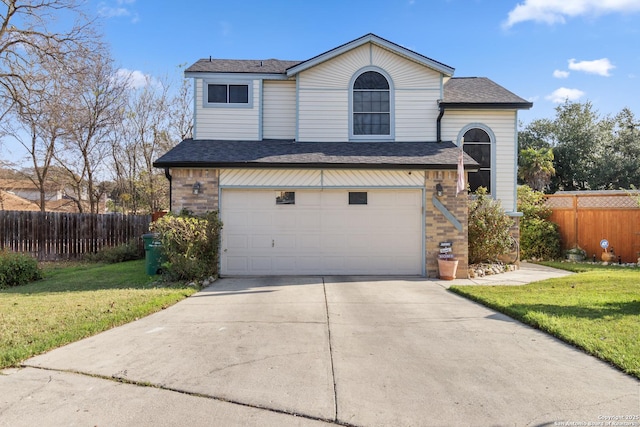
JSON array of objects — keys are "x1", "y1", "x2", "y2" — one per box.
[
  {"x1": 441, "y1": 110, "x2": 518, "y2": 211},
  {"x1": 298, "y1": 90, "x2": 348, "y2": 141},
  {"x1": 297, "y1": 43, "x2": 443, "y2": 142},
  {"x1": 262, "y1": 80, "x2": 296, "y2": 139},
  {"x1": 194, "y1": 79, "x2": 260, "y2": 140},
  {"x1": 395, "y1": 90, "x2": 439, "y2": 141}
]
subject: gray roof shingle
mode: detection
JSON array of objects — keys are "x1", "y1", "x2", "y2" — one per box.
[
  {"x1": 154, "y1": 139, "x2": 478, "y2": 170},
  {"x1": 185, "y1": 59, "x2": 302, "y2": 74},
  {"x1": 443, "y1": 77, "x2": 532, "y2": 108}
]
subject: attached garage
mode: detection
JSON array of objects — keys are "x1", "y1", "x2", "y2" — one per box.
[
  {"x1": 220, "y1": 188, "x2": 423, "y2": 276},
  {"x1": 154, "y1": 139, "x2": 476, "y2": 278}
]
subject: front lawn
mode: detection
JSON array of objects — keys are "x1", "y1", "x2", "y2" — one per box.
[
  {"x1": 450, "y1": 264, "x2": 640, "y2": 379},
  {"x1": 0, "y1": 260, "x2": 197, "y2": 369}
]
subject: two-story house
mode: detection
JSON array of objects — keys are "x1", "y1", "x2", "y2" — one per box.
[{"x1": 154, "y1": 34, "x2": 532, "y2": 278}]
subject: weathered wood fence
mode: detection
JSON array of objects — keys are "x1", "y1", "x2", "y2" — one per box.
[
  {"x1": 0, "y1": 211, "x2": 151, "y2": 261},
  {"x1": 545, "y1": 192, "x2": 640, "y2": 263}
]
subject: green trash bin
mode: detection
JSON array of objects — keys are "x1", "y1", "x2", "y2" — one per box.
[{"x1": 143, "y1": 233, "x2": 162, "y2": 275}]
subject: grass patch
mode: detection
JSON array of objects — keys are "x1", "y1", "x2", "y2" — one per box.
[
  {"x1": 450, "y1": 266, "x2": 640, "y2": 379},
  {"x1": 0, "y1": 260, "x2": 197, "y2": 368}
]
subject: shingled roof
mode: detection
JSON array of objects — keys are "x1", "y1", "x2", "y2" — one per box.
[
  {"x1": 185, "y1": 59, "x2": 301, "y2": 74},
  {"x1": 154, "y1": 139, "x2": 479, "y2": 170},
  {"x1": 443, "y1": 77, "x2": 532, "y2": 109}
]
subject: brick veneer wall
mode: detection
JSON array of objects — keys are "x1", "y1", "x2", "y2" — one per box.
[
  {"x1": 170, "y1": 168, "x2": 219, "y2": 213},
  {"x1": 169, "y1": 167, "x2": 472, "y2": 278},
  {"x1": 425, "y1": 171, "x2": 469, "y2": 279}
]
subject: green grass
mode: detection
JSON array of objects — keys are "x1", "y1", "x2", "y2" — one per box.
[
  {"x1": 0, "y1": 260, "x2": 197, "y2": 368},
  {"x1": 450, "y1": 264, "x2": 640, "y2": 379}
]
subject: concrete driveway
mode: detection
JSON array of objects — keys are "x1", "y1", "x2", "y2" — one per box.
[{"x1": 1, "y1": 275, "x2": 638, "y2": 426}]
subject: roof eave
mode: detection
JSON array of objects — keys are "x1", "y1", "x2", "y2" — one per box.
[
  {"x1": 439, "y1": 102, "x2": 533, "y2": 110},
  {"x1": 154, "y1": 161, "x2": 478, "y2": 171},
  {"x1": 286, "y1": 33, "x2": 455, "y2": 77},
  {"x1": 184, "y1": 71, "x2": 290, "y2": 80}
]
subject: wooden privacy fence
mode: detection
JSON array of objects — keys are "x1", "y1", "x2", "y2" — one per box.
[
  {"x1": 545, "y1": 192, "x2": 640, "y2": 263},
  {"x1": 0, "y1": 211, "x2": 151, "y2": 261}
]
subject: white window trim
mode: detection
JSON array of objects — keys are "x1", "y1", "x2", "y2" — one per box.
[
  {"x1": 348, "y1": 66, "x2": 395, "y2": 141},
  {"x1": 203, "y1": 79, "x2": 254, "y2": 109}
]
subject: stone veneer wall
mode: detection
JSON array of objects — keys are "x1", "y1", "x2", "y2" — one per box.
[
  {"x1": 170, "y1": 168, "x2": 220, "y2": 213},
  {"x1": 425, "y1": 171, "x2": 469, "y2": 279}
]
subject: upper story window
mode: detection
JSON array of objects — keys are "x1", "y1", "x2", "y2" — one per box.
[
  {"x1": 208, "y1": 84, "x2": 248, "y2": 104},
  {"x1": 204, "y1": 82, "x2": 252, "y2": 108},
  {"x1": 462, "y1": 127, "x2": 492, "y2": 193},
  {"x1": 352, "y1": 71, "x2": 391, "y2": 137}
]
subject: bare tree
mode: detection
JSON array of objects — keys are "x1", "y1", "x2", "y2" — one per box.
[
  {"x1": 55, "y1": 45, "x2": 128, "y2": 213},
  {"x1": 0, "y1": 0, "x2": 94, "y2": 119},
  {"x1": 109, "y1": 71, "x2": 192, "y2": 214},
  {"x1": 0, "y1": 46, "x2": 75, "y2": 210},
  {"x1": 168, "y1": 66, "x2": 193, "y2": 142}
]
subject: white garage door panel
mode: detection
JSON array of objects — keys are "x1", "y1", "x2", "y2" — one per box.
[{"x1": 221, "y1": 189, "x2": 423, "y2": 275}]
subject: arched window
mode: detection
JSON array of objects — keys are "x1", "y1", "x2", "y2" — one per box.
[
  {"x1": 352, "y1": 71, "x2": 390, "y2": 136},
  {"x1": 463, "y1": 127, "x2": 492, "y2": 193}
]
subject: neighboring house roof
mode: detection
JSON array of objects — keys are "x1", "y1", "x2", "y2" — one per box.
[
  {"x1": 45, "y1": 198, "x2": 83, "y2": 213},
  {"x1": 0, "y1": 178, "x2": 61, "y2": 193},
  {"x1": 0, "y1": 190, "x2": 40, "y2": 211},
  {"x1": 442, "y1": 77, "x2": 533, "y2": 109},
  {"x1": 154, "y1": 139, "x2": 479, "y2": 170}
]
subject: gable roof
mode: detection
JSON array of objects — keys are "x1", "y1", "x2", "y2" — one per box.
[
  {"x1": 184, "y1": 33, "x2": 455, "y2": 78},
  {"x1": 154, "y1": 139, "x2": 478, "y2": 170},
  {"x1": 442, "y1": 77, "x2": 533, "y2": 109},
  {"x1": 286, "y1": 33, "x2": 454, "y2": 77}
]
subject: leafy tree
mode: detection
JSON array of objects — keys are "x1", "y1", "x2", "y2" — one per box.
[
  {"x1": 519, "y1": 101, "x2": 638, "y2": 192},
  {"x1": 518, "y1": 147, "x2": 555, "y2": 192},
  {"x1": 595, "y1": 108, "x2": 640, "y2": 189},
  {"x1": 518, "y1": 118, "x2": 555, "y2": 152},
  {"x1": 550, "y1": 101, "x2": 605, "y2": 191}
]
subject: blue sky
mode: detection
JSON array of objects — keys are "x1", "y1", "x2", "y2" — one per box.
[{"x1": 96, "y1": 0, "x2": 640, "y2": 126}]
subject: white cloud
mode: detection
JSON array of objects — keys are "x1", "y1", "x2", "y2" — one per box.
[
  {"x1": 568, "y1": 58, "x2": 615, "y2": 76},
  {"x1": 115, "y1": 69, "x2": 158, "y2": 89},
  {"x1": 504, "y1": 0, "x2": 640, "y2": 28},
  {"x1": 553, "y1": 69, "x2": 570, "y2": 78},
  {"x1": 545, "y1": 87, "x2": 586, "y2": 103},
  {"x1": 98, "y1": 6, "x2": 130, "y2": 18},
  {"x1": 98, "y1": 1, "x2": 138, "y2": 23}
]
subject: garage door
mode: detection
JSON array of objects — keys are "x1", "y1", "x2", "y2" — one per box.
[{"x1": 220, "y1": 189, "x2": 423, "y2": 275}]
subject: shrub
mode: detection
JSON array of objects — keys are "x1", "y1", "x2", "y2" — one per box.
[
  {"x1": 84, "y1": 239, "x2": 144, "y2": 264},
  {"x1": 0, "y1": 250, "x2": 42, "y2": 289},
  {"x1": 150, "y1": 210, "x2": 223, "y2": 282},
  {"x1": 468, "y1": 187, "x2": 514, "y2": 264},
  {"x1": 517, "y1": 185, "x2": 562, "y2": 260}
]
